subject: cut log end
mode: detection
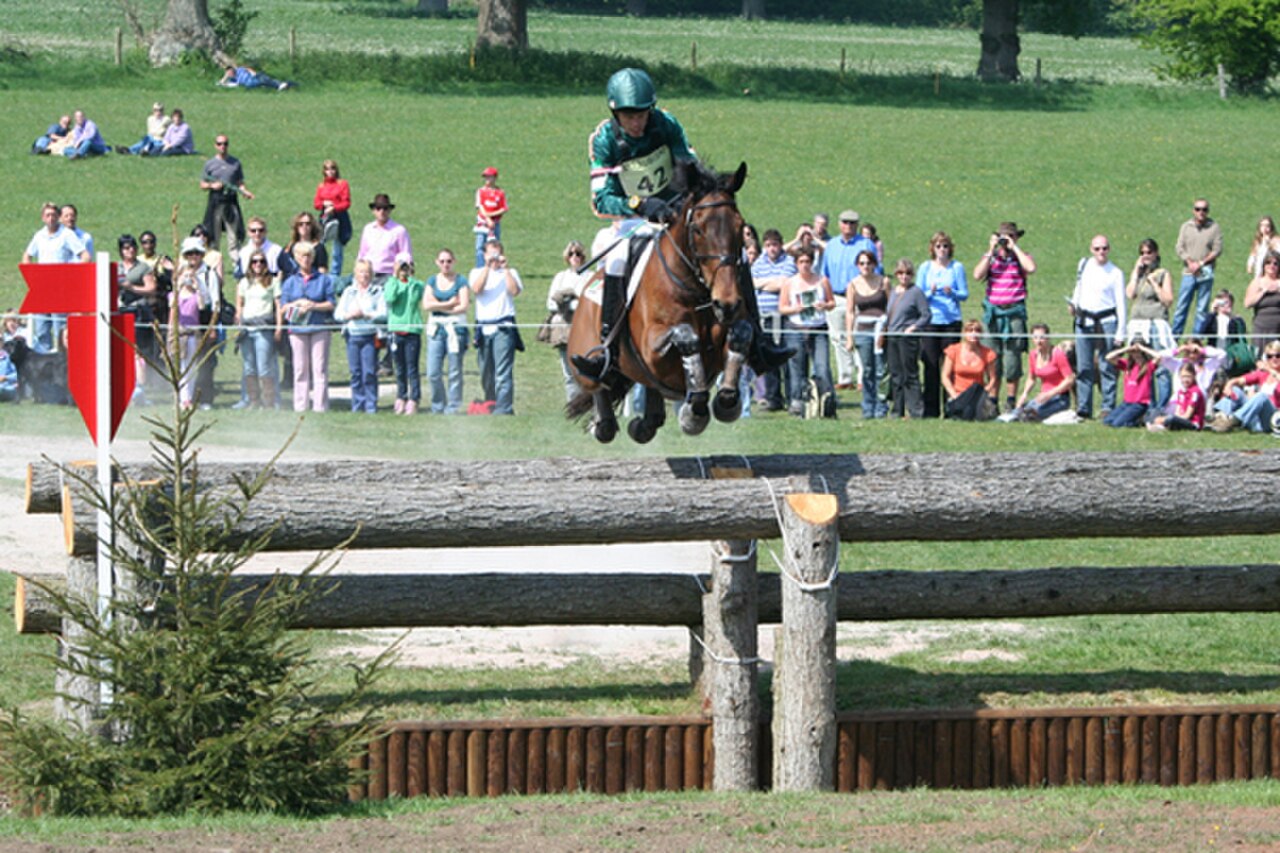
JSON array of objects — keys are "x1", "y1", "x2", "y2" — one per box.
[
  {"x1": 62, "y1": 483, "x2": 75, "y2": 556},
  {"x1": 785, "y1": 493, "x2": 839, "y2": 525},
  {"x1": 709, "y1": 467, "x2": 754, "y2": 480},
  {"x1": 14, "y1": 576, "x2": 27, "y2": 634},
  {"x1": 24, "y1": 463, "x2": 34, "y2": 515}
]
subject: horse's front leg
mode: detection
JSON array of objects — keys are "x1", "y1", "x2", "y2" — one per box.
[
  {"x1": 713, "y1": 319, "x2": 754, "y2": 423},
  {"x1": 627, "y1": 382, "x2": 667, "y2": 444},
  {"x1": 589, "y1": 389, "x2": 619, "y2": 443},
  {"x1": 669, "y1": 323, "x2": 710, "y2": 436}
]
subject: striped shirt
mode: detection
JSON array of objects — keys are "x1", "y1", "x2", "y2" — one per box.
[{"x1": 984, "y1": 253, "x2": 1026, "y2": 306}]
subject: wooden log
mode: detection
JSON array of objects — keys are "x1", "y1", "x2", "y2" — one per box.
[
  {"x1": 703, "y1": 526, "x2": 758, "y2": 792},
  {"x1": 953, "y1": 720, "x2": 972, "y2": 790},
  {"x1": 56, "y1": 452, "x2": 1280, "y2": 554},
  {"x1": 486, "y1": 729, "x2": 505, "y2": 797},
  {"x1": 1252, "y1": 714, "x2": 1269, "y2": 779},
  {"x1": 1140, "y1": 716, "x2": 1159, "y2": 784},
  {"x1": 527, "y1": 727, "x2": 546, "y2": 794},
  {"x1": 466, "y1": 730, "x2": 486, "y2": 798},
  {"x1": 1273, "y1": 715, "x2": 1280, "y2": 779},
  {"x1": 682, "y1": 725, "x2": 701, "y2": 790},
  {"x1": 567, "y1": 727, "x2": 586, "y2": 792},
  {"x1": 32, "y1": 450, "x2": 1280, "y2": 515},
  {"x1": 1217, "y1": 714, "x2": 1233, "y2": 781},
  {"x1": 663, "y1": 726, "x2": 682, "y2": 791},
  {"x1": 704, "y1": 723, "x2": 716, "y2": 791},
  {"x1": 1084, "y1": 717, "x2": 1103, "y2": 784},
  {"x1": 547, "y1": 728, "x2": 566, "y2": 793},
  {"x1": 1104, "y1": 716, "x2": 1121, "y2": 784},
  {"x1": 367, "y1": 734, "x2": 387, "y2": 800},
  {"x1": 895, "y1": 721, "x2": 914, "y2": 789},
  {"x1": 386, "y1": 730, "x2": 406, "y2": 797},
  {"x1": 934, "y1": 720, "x2": 953, "y2": 788},
  {"x1": 428, "y1": 730, "x2": 446, "y2": 796},
  {"x1": 1235, "y1": 715, "x2": 1250, "y2": 780},
  {"x1": 623, "y1": 726, "x2": 643, "y2": 792},
  {"x1": 643, "y1": 726, "x2": 662, "y2": 792},
  {"x1": 22, "y1": 562, "x2": 1280, "y2": 635},
  {"x1": 1161, "y1": 715, "x2": 1178, "y2": 786},
  {"x1": 506, "y1": 729, "x2": 527, "y2": 795},
  {"x1": 836, "y1": 723, "x2": 855, "y2": 791},
  {"x1": 856, "y1": 719, "x2": 875, "y2": 789},
  {"x1": 1066, "y1": 717, "x2": 1084, "y2": 785},
  {"x1": 1009, "y1": 719, "x2": 1028, "y2": 787},
  {"x1": 973, "y1": 719, "x2": 991, "y2": 789},
  {"x1": 585, "y1": 727, "x2": 604, "y2": 793},
  {"x1": 873, "y1": 722, "x2": 894, "y2": 790},
  {"x1": 605, "y1": 725, "x2": 624, "y2": 794},
  {"x1": 772, "y1": 493, "x2": 838, "y2": 792},
  {"x1": 1196, "y1": 715, "x2": 1215, "y2": 783},
  {"x1": 407, "y1": 730, "x2": 426, "y2": 797},
  {"x1": 446, "y1": 730, "x2": 466, "y2": 796},
  {"x1": 54, "y1": 557, "x2": 99, "y2": 731},
  {"x1": 1028, "y1": 717, "x2": 1046, "y2": 787},
  {"x1": 992, "y1": 720, "x2": 1009, "y2": 787},
  {"x1": 1047, "y1": 718, "x2": 1065, "y2": 787},
  {"x1": 347, "y1": 751, "x2": 366, "y2": 802},
  {"x1": 1122, "y1": 716, "x2": 1140, "y2": 784},
  {"x1": 1177, "y1": 716, "x2": 1196, "y2": 786}
]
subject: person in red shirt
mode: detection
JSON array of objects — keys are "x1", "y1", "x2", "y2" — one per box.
[
  {"x1": 941, "y1": 319, "x2": 998, "y2": 420},
  {"x1": 1149, "y1": 363, "x2": 1206, "y2": 431},
  {"x1": 313, "y1": 159, "x2": 352, "y2": 276},
  {"x1": 474, "y1": 166, "x2": 508, "y2": 268}
]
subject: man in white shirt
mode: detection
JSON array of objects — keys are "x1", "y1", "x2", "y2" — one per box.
[
  {"x1": 470, "y1": 240, "x2": 523, "y2": 414},
  {"x1": 21, "y1": 202, "x2": 90, "y2": 353},
  {"x1": 234, "y1": 217, "x2": 286, "y2": 278},
  {"x1": 59, "y1": 204, "x2": 94, "y2": 257},
  {"x1": 1070, "y1": 235, "x2": 1127, "y2": 418}
]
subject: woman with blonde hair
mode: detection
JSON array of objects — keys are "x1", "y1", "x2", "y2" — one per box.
[
  {"x1": 917, "y1": 230, "x2": 968, "y2": 418},
  {"x1": 313, "y1": 159, "x2": 352, "y2": 276},
  {"x1": 1246, "y1": 216, "x2": 1280, "y2": 279},
  {"x1": 546, "y1": 240, "x2": 591, "y2": 402},
  {"x1": 235, "y1": 248, "x2": 282, "y2": 408}
]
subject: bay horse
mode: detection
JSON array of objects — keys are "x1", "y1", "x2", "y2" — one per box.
[{"x1": 566, "y1": 160, "x2": 753, "y2": 443}]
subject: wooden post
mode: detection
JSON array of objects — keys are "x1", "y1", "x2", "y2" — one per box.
[
  {"x1": 289, "y1": 27, "x2": 297, "y2": 63},
  {"x1": 55, "y1": 556, "x2": 99, "y2": 731},
  {"x1": 115, "y1": 28, "x2": 123, "y2": 65},
  {"x1": 772, "y1": 492, "x2": 839, "y2": 791},
  {"x1": 701, "y1": 536, "x2": 758, "y2": 790},
  {"x1": 691, "y1": 41, "x2": 697, "y2": 71},
  {"x1": 1035, "y1": 57, "x2": 1042, "y2": 87},
  {"x1": 1218, "y1": 64, "x2": 1228, "y2": 100},
  {"x1": 934, "y1": 70, "x2": 940, "y2": 96},
  {"x1": 840, "y1": 47, "x2": 846, "y2": 77}
]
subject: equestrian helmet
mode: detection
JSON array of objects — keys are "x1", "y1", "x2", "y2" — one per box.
[{"x1": 607, "y1": 68, "x2": 657, "y2": 111}]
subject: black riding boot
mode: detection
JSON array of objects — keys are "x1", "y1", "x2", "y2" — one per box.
[
  {"x1": 739, "y1": 266, "x2": 795, "y2": 372},
  {"x1": 571, "y1": 274, "x2": 625, "y2": 381}
]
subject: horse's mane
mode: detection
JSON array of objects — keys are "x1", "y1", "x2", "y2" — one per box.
[{"x1": 670, "y1": 160, "x2": 737, "y2": 199}]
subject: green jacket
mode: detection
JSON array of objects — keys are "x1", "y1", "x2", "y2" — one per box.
[
  {"x1": 383, "y1": 274, "x2": 425, "y2": 334},
  {"x1": 589, "y1": 108, "x2": 695, "y2": 218}
]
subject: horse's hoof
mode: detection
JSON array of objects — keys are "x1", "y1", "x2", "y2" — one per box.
[
  {"x1": 591, "y1": 418, "x2": 618, "y2": 443},
  {"x1": 627, "y1": 417, "x2": 657, "y2": 444},
  {"x1": 679, "y1": 403, "x2": 709, "y2": 436},
  {"x1": 712, "y1": 391, "x2": 741, "y2": 423}
]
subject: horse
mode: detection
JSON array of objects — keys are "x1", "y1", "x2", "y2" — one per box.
[{"x1": 566, "y1": 160, "x2": 754, "y2": 444}]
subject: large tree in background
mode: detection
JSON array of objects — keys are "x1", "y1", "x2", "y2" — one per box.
[
  {"x1": 1136, "y1": 0, "x2": 1280, "y2": 93},
  {"x1": 147, "y1": 0, "x2": 229, "y2": 66},
  {"x1": 476, "y1": 0, "x2": 528, "y2": 50},
  {"x1": 978, "y1": 0, "x2": 1022, "y2": 81}
]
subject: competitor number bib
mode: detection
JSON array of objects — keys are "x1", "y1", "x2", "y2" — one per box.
[{"x1": 618, "y1": 146, "x2": 674, "y2": 198}]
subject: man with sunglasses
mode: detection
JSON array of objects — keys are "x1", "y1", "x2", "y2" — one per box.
[
  {"x1": 1069, "y1": 235, "x2": 1127, "y2": 419},
  {"x1": 1211, "y1": 341, "x2": 1280, "y2": 433},
  {"x1": 357, "y1": 193, "x2": 412, "y2": 286},
  {"x1": 200, "y1": 135, "x2": 254, "y2": 254},
  {"x1": 1173, "y1": 199, "x2": 1223, "y2": 338},
  {"x1": 233, "y1": 217, "x2": 284, "y2": 279}
]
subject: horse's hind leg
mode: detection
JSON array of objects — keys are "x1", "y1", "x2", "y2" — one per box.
[
  {"x1": 668, "y1": 323, "x2": 710, "y2": 436},
  {"x1": 589, "y1": 390, "x2": 619, "y2": 443},
  {"x1": 713, "y1": 319, "x2": 753, "y2": 423},
  {"x1": 627, "y1": 384, "x2": 667, "y2": 444}
]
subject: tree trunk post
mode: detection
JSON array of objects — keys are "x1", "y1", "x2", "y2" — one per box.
[
  {"x1": 56, "y1": 556, "x2": 100, "y2": 732},
  {"x1": 1218, "y1": 64, "x2": 1228, "y2": 100},
  {"x1": 977, "y1": 0, "x2": 1020, "y2": 83},
  {"x1": 289, "y1": 27, "x2": 297, "y2": 63},
  {"x1": 702, "y1": 536, "x2": 758, "y2": 791},
  {"x1": 840, "y1": 47, "x2": 846, "y2": 77},
  {"x1": 115, "y1": 28, "x2": 123, "y2": 65},
  {"x1": 772, "y1": 493, "x2": 839, "y2": 791},
  {"x1": 149, "y1": 0, "x2": 224, "y2": 67},
  {"x1": 475, "y1": 0, "x2": 527, "y2": 51},
  {"x1": 691, "y1": 41, "x2": 697, "y2": 72}
]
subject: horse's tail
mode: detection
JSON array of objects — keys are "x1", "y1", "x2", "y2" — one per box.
[{"x1": 565, "y1": 389, "x2": 594, "y2": 421}]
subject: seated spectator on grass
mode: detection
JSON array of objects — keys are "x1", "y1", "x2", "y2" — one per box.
[
  {"x1": 1102, "y1": 339, "x2": 1157, "y2": 428},
  {"x1": 424, "y1": 249, "x2": 471, "y2": 415},
  {"x1": 64, "y1": 110, "x2": 108, "y2": 160},
  {"x1": 334, "y1": 259, "x2": 387, "y2": 414},
  {"x1": 1196, "y1": 289, "x2": 1251, "y2": 376},
  {"x1": 154, "y1": 109, "x2": 194, "y2": 157},
  {"x1": 2, "y1": 311, "x2": 31, "y2": 371},
  {"x1": 1209, "y1": 340, "x2": 1280, "y2": 434},
  {"x1": 751, "y1": 229, "x2": 796, "y2": 412},
  {"x1": 1157, "y1": 338, "x2": 1228, "y2": 404},
  {"x1": 0, "y1": 346, "x2": 16, "y2": 402},
  {"x1": 884, "y1": 258, "x2": 930, "y2": 420},
  {"x1": 844, "y1": 250, "x2": 888, "y2": 420},
  {"x1": 942, "y1": 319, "x2": 998, "y2": 421},
  {"x1": 280, "y1": 242, "x2": 336, "y2": 413},
  {"x1": 1149, "y1": 363, "x2": 1207, "y2": 432},
  {"x1": 779, "y1": 247, "x2": 836, "y2": 418},
  {"x1": 120, "y1": 102, "x2": 170, "y2": 156},
  {"x1": 31, "y1": 115, "x2": 71, "y2": 155},
  {"x1": 219, "y1": 63, "x2": 294, "y2": 91},
  {"x1": 1008, "y1": 323, "x2": 1074, "y2": 422}
]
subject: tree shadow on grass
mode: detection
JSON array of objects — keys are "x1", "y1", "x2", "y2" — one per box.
[{"x1": 335, "y1": 678, "x2": 695, "y2": 712}]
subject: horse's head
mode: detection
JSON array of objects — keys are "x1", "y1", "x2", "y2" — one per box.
[{"x1": 672, "y1": 161, "x2": 748, "y2": 324}]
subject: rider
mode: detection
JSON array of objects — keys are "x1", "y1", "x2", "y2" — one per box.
[{"x1": 572, "y1": 67, "x2": 791, "y2": 381}]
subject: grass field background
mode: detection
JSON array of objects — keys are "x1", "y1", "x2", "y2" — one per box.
[{"x1": 2, "y1": 6, "x2": 1280, "y2": 725}]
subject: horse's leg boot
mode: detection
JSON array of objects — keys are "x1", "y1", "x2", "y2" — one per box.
[
  {"x1": 739, "y1": 265, "x2": 795, "y2": 372},
  {"x1": 571, "y1": 274, "x2": 625, "y2": 381}
]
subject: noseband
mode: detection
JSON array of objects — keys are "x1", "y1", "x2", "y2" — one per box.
[{"x1": 655, "y1": 197, "x2": 741, "y2": 302}]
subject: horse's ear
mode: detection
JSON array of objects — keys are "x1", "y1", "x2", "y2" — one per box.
[{"x1": 726, "y1": 162, "x2": 747, "y2": 194}]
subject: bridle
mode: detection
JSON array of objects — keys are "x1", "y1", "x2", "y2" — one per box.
[{"x1": 654, "y1": 196, "x2": 742, "y2": 309}]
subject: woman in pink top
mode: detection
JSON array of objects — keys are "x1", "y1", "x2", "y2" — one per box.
[
  {"x1": 1102, "y1": 340, "x2": 1157, "y2": 427},
  {"x1": 313, "y1": 159, "x2": 352, "y2": 276},
  {"x1": 1011, "y1": 323, "x2": 1075, "y2": 422},
  {"x1": 1149, "y1": 363, "x2": 1206, "y2": 431}
]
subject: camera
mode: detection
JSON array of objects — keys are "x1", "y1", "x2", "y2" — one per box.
[{"x1": 997, "y1": 237, "x2": 1010, "y2": 248}]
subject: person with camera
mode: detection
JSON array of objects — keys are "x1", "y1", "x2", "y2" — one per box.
[
  {"x1": 470, "y1": 240, "x2": 523, "y2": 415},
  {"x1": 974, "y1": 221, "x2": 1036, "y2": 412},
  {"x1": 116, "y1": 235, "x2": 159, "y2": 403}
]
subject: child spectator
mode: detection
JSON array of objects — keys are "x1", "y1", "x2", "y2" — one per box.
[
  {"x1": 1102, "y1": 340, "x2": 1157, "y2": 427},
  {"x1": 473, "y1": 167, "x2": 508, "y2": 269},
  {"x1": 1148, "y1": 363, "x2": 1206, "y2": 431}
]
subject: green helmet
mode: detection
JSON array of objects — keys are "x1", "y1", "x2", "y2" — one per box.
[{"x1": 607, "y1": 68, "x2": 657, "y2": 111}]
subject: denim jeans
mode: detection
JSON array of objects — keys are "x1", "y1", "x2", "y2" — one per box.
[
  {"x1": 242, "y1": 328, "x2": 276, "y2": 379},
  {"x1": 474, "y1": 221, "x2": 502, "y2": 269},
  {"x1": 345, "y1": 334, "x2": 378, "y2": 413},
  {"x1": 1216, "y1": 390, "x2": 1277, "y2": 432},
  {"x1": 1074, "y1": 316, "x2": 1118, "y2": 416},
  {"x1": 1024, "y1": 392, "x2": 1070, "y2": 420},
  {"x1": 852, "y1": 326, "x2": 886, "y2": 418},
  {"x1": 65, "y1": 139, "x2": 107, "y2": 159},
  {"x1": 390, "y1": 333, "x2": 421, "y2": 403},
  {"x1": 328, "y1": 239, "x2": 346, "y2": 278},
  {"x1": 477, "y1": 326, "x2": 517, "y2": 414},
  {"x1": 1103, "y1": 401, "x2": 1148, "y2": 428},
  {"x1": 128, "y1": 135, "x2": 162, "y2": 155},
  {"x1": 32, "y1": 314, "x2": 65, "y2": 353},
  {"x1": 784, "y1": 327, "x2": 833, "y2": 406},
  {"x1": 426, "y1": 331, "x2": 465, "y2": 413},
  {"x1": 1171, "y1": 272, "x2": 1213, "y2": 339}
]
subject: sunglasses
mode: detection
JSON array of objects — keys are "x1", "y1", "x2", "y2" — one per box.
[
  {"x1": 1092, "y1": 245, "x2": 1110, "y2": 252},
  {"x1": 250, "y1": 258, "x2": 267, "y2": 265},
  {"x1": 1268, "y1": 353, "x2": 1280, "y2": 359},
  {"x1": 568, "y1": 251, "x2": 584, "y2": 258},
  {"x1": 248, "y1": 227, "x2": 265, "y2": 233},
  {"x1": 215, "y1": 140, "x2": 229, "y2": 146},
  {"x1": 1194, "y1": 206, "x2": 1209, "y2": 212},
  {"x1": 373, "y1": 205, "x2": 390, "y2": 211},
  {"x1": 140, "y1": 239, "x2": 155, "y2": 245}
]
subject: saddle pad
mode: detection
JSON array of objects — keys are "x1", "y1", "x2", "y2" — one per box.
[{"x1": 581, "y1": 233, "x2": 659, "y2": 307}]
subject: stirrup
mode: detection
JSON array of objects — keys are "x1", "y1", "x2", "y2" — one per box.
[{"x1": 572, "y1": 344, "x2": 612, "y2": 381}]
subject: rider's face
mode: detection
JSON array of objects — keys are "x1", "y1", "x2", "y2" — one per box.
[{"x1": 615, "y1": 108, "x2": 650, "y2": 137}]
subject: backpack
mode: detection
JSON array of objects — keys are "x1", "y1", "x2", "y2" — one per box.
[{"x1": 803, "y1": 379, "x2": 836, "y2": 420}]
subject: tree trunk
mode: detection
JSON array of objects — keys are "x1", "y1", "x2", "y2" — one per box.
[
  {"x1": 977, "y1": 0, "x2": 1020, "y2": 82},
  {"x1": 21, "y1": 563, "x2": 1280, "y2": 636},
  {"x1": 703, "y1": 538, "x2": 758, "y2": 791},
  {"x1": 417, "y1": 0, "x2": 448, "y2": 12},
  {"x1": 625, "y1": 0, "x2": 646, "y2": 15},
  {"x1": 476, "y1": 0, "x2": 527, "y2": 50},
  {"x1": 741, "y1": 0, "x2": 765, "y2": 20},
  {"x1": 149, "y1": 0, "x2": 225, "y2": 67}
]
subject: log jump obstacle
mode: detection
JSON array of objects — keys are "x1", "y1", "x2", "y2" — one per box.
[{"x1": 14, "y1": 450, "x2": 1280, "y2": 796}]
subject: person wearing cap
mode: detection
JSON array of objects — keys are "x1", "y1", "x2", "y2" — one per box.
[
  {"x1": 120, "y1": 102, "x2": 171, "y2": 156},
  {"x1": 573, "y1": 67, "x2": 791, "y2": 382},
  {"x1": 200, "y1": 134, "x2": 254, "y2": 254},
  {"x1": 116, "y1": 234, "x2": 159, "y2": 402},
  {"x1": 474, "y1": 167, "x2": 508, "y2": 268},
  {"x1": 819, "y1": 209, "x2": 879, "y2": 390},
  {"x1": 357, "y1": 193, "x2": 413, "y2": 284},
  {"x1": 384, "y1": 253, "x2": 426, "y2": 415},
  {"x1": 974, "y1": 221, "x2": 1037, "y2": 411},
  {"x1": 171, "y1": 236, "x2": 222, "y2": 408}
]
